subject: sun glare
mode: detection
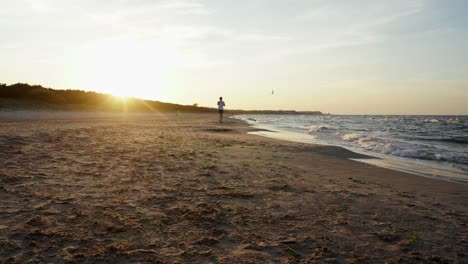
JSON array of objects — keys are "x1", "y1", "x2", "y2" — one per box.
[{"x1": 79, "y1": 37, "x2": 179, "y2": 99}]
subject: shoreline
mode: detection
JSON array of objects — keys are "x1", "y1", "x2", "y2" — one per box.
[
  {"x1": 232, "y1": 116, "x2": 468, "y2": 189},
  {"x1": 233, "y1": 115, "x2": 468, "y2": 185},
  {"x1": 1, "y1": 112, "x2": 467, "y2": 262}
]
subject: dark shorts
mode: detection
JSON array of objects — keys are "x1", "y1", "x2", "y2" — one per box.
[{"x1": 218, "y1": 110, "x2": 224, "y2": 114}]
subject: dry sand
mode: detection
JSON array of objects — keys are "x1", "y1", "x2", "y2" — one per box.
[{"x1": 0, "y1": 112, "x2": 467, "y2": 263}]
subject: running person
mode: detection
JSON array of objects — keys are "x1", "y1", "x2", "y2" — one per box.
[{"x1": 217, "y1": 97, "x2": 225, "y2": 123}]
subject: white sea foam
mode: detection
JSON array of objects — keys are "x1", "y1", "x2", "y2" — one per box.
[
  {"x1": 340, "y1": 133, "x2": 365, "y2": 141},
  {"x1": 447, "y1": 118, "x2": 463, "y2": 124}
]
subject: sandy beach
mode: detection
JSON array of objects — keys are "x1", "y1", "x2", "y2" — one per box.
[{"x1": 0, "y1": 112, "x2": 467, "y2": 263}]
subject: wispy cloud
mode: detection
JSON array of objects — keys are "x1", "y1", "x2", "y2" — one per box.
[
  {"x1": 25, "y1": 0, "x2": 57, "y2": 13},
  {"x1": 233, "y1": 33, "x2": 290, "y2": 42},
  {"x1": 295, "y1": 0, "x2": 425, "y2": 50},
  {"x1": 1, "y1": 0, "x2": 426, "y2": 66},
  {"x1": 87, "y1": 0, "x2": 210, "y2": 25},
  {"x1": 298, "y1": 0, "x2": 423, "y2": 23},
  {"x1": 157, "y1": 0, "x2": 210, "y2": 15}
]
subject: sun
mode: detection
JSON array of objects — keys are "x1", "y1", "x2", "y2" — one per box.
[{"x1": 78, "y1": 36, "x2": 179, "y2": 99}]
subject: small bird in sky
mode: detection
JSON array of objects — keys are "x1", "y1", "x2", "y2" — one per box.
[{"x1": 272, "y1": 90, "x2": 274, "y2": 95}]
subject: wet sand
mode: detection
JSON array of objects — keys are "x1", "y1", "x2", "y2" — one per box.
[{"x1": 0, "y1": 112, "x2": 467, "y2": 263}]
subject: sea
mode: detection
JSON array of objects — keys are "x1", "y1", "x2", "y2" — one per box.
[{"x1": 234, "y1": 115, "x2": 468, "y2": 184}]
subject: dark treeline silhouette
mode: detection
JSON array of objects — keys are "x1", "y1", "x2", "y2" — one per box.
[
  {"x1": 0, "y1": 83, "x2": 215, "y2": 113},
  {"x1": 0, "y1": 83, "x2": 323, "y2": 114}
]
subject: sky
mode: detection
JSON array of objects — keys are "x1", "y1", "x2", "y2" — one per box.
[{"x1": 1, "y1": 0, "x2": 467, "y2": 114}]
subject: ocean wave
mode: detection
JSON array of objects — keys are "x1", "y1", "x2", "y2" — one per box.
[
  {"x1": 421, "y1": 118, "x2": 464, "y2": 125},
  {"x1": 415, "y1": 137, "x2": 468, "y2": 145},
  {"x1": 424, "y1": 119, "x2": 440, "y2": 123},
  {"x1": 447, "y1": 118, "x2": 464, "y2": 124},
  {"x1": 234, "y1": 114, "x2": 468, "y2": 167},
  {"x1": 341, "y1": 135, "x2": 468, "y2": 165},
  {"x1": 308, "y1": 125, "x2": 336, "y2": 133},
  {"x1": 340, "y1": 133, "x2": 366, "y2": 141}
]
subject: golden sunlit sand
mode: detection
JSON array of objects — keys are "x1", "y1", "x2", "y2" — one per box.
[{"x1": 0, "y1": 113, "x2": 467, "y2": 263}]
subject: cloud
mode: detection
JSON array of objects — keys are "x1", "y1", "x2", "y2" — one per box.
[
  {"x1": 233, "y1": 33, "x2": 290, "y2": 42},
  {"x1": 87, "y1": 0, "x2": 210, "y2": 26},
  {"x1": 0, "y1": 0, "x2": 431, "y2": 71},
  {"x1": 157, "y1": 0, "x2": 210, "y2": 15},
  {"x1": 294, "y1": 0, "x2": 425, "y2": 50},
  {"x1": 298, "y1": 0, "x2": 424, "y2": 25},
  {"x1": 24, "y1": 0, "x2": 57, "y2": 13}
]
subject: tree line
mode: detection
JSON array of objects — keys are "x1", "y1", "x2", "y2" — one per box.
[
  {"x1": 0, "y1": 83, "x2": 323, "y2": 114},
  {"x1": 0, "y1": 83, "x2": 215, "y2": 113}
]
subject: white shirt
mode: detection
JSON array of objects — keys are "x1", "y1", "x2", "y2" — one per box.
[{"x1": 217, "y1": 100, "x2": 225, "y2": 110}]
